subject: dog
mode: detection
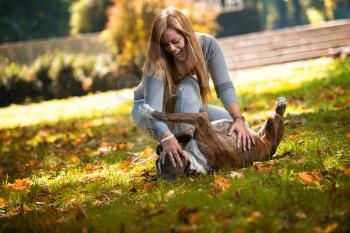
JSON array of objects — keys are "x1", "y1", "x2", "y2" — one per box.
[{"x1": 139, "y1": 97, "x2": 286, "y2": 180}]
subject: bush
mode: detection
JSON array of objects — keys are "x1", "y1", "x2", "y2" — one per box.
[
  {"x1": 49, "y1": 54, "x2": 86, "y2": 99},
  {"x1": 31, "y1": 54, "x2": 54, "y2": 100},
  {"x1": 0, "y1": 58, "x2": 38, "y2": 106},
  {"x1": 69, "y1": 0, "x2": 112, "y2": 35},
  {"x1": 103, "y1": 0, "x2": 219, "y2": 78}
]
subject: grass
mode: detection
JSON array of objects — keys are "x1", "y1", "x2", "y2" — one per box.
[{"x1": 0, "y1": 58, "x2": 349, "y2": 233}]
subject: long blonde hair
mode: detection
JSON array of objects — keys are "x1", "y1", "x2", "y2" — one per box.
[{"x1": 143, "y1": 7, "x2": 211, "y2": 105}]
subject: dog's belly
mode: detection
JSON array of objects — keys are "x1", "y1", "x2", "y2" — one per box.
[{"x1": 211, "y1": 120, "x2": 238, "y2": 150}]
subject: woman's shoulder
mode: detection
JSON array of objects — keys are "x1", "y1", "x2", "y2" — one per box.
[{"x1": 195, "y1": 32, "x2": 217, "y2": 45}]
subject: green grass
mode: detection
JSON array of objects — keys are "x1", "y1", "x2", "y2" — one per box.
[{"x1": 0, "y1": 58, "x2": 349, "y2": 233}]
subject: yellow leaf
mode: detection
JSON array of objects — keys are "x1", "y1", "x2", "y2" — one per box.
[
  {"x1": 70, "y1": 156, "x2": 80, "y2": 165},
  {"x1": 253, "y1": 162, "x2": 273, "y2": 172},
  {"x1": 323, "y1": 222, "x2": 338, "y2": 233},
  {"x1": 8, "y1": 178, "x2": 30, "y2": 191},
  {"x1": 246, "y1": 211, "x2": 262, "y2": 223},
  {"x1": 139, "y1": 146, "x2": 155, "y2": 158},
  {"x1": 116, "y1": 160, "x2": 131, "y2": 170},
  {"x1": 212, "y1": 175, "x2": 231, "y2": 193},
  {"x1": 166, "y1": 190, "x2": 175, "y2": 198},
  {"x1": 297, "y1": 170, "x2": 323, "y2": 185},
  {"x1": 117, "y1": 142, "x2": 127, "y2": 150},
  {"x1": 0, "y1": 198, "x2": 8, "y2": 208}
]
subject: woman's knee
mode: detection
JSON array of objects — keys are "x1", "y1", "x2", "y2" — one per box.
[{"x1": 176, "y1": 76, "x2": 200, "y2": 96}]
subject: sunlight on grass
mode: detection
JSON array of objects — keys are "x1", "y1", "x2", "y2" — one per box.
[{"x1": 0, "y1": 58, "x2": 349, "y2": 232}]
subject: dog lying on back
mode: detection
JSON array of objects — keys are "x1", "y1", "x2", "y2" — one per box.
[{"x1": 139, "y1": 97, "x2": 287, "y2": 179}]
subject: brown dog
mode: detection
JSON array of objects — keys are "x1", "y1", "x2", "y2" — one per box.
[{"x1": 139, "y1": 97, "x2": 286, "y2": 179}]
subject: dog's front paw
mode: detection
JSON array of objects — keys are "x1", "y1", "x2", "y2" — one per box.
[
  {"x1": 276, "y1": 97, "x2": 287, "y2": 117},
  {"x1": 138, "y1": 104, "x2": 155, "y2": 119}
]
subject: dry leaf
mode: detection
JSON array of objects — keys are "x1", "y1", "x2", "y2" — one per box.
[
  {"x1": 110, "y1": 189, "x2": 122, "y2": 195},
  {"x1": 295, "y1": 211, "x2": 307, "y2": 219},
  {"x1": 0, "y1": 198, "x2": 8, "y2": 208},
  {"x1": 323, "y1": 222, "x2": 338, "y2": 233},
  {"x1": 8, "y1": 178, "x2": 30, "y2": 191},
  {"x1": 166, "y1": 190, "x2": 175, "y2": 198},
  {"x1": 141, "y1": 183, "x2": 153, "y2": 192},
  {"x1": 230, "y1": 171, "x2": 244, "y2": 179},
  {"x1": 116, "y1": 160, "x2": 131, "y2": 170},
  {"x1": 253, "y1": 162, "x2": 273, "y2": 172},
  {"x1": 340, "y1": 166, "x2": 350, "y2": 176},
  {"x1": 139, "y1": 147, "x2": 155, "y2": 158},
  {"x1": 70, "y1": 156, "x2": 80, "y2": 165},
  {"x1": 117, "y1": 142, "x2": 127, "y2": 150},
  {"x1": 212, "y1": 175, "x2": 231, "y2": 193},
  {"x1": 297, "y1": 170, "x2": 323, "y2": 185},
  {"x1": 346, "y1": 133, "x2": 350, "y2": 142},
  {"x1": 246, "y1": 211, "x2": 262, "y2": 223}
]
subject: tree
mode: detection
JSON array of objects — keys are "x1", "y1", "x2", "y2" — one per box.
[
  {"x1": 0, "y1": 0, "x2": 71, "y2": 43},
  {"x1": 70, "y1": 0, "x2": 113, "y2": 35}
]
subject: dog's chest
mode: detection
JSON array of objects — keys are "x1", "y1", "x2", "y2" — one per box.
[{"x1": 211, "y1": 121, "x2": 238, "y2": 150}]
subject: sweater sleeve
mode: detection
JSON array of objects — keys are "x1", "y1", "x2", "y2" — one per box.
[
  {"x1": 144, "y1": 73, "x2": 170, "y2": 139},
  {"x1": 205, "y1": 35, "x2": 238, "y2": 108}
]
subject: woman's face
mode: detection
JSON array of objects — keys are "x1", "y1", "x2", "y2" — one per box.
[{"x1": 160, "y1": 28, "x2": 187, "y2": 61}]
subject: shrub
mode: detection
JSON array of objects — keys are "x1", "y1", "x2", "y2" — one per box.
[
  {"x1": 0, "y1": 58, "x2": 38, "y2": 106},
  {"x1": 49, "y1": 54, "x2": 85, "y2": 99},
  {"x1": 31, "y1": 54, "x2": 54, "y2": 100}
]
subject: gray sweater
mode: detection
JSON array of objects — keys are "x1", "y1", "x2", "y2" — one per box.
[{"x1": 133, "y1": 33, "x2": 237, "y2": 139}]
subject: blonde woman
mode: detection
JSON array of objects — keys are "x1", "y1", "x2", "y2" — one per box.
[{"x1": 131, "y1": 8, "x2": 255, "y2": 170}]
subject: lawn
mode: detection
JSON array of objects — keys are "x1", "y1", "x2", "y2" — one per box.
[{"x1": 0, "y1": 58, "x2": 349, "y2": 233}]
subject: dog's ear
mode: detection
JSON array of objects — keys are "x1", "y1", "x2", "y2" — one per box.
[{"x1": 138, "y1": 104, "x2": 155, "y2": 119}]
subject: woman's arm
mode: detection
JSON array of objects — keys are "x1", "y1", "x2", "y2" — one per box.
[
  {"x1": 144, "y1": 73, "x2": 187, "y2": 166},
  {"x1": 203, "y1": 34, "x2": 255, "y2": 151}
]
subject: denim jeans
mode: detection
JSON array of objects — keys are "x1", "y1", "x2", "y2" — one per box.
[{"x1": 131, "y1": 76, "x2": 234, "y2": 140}]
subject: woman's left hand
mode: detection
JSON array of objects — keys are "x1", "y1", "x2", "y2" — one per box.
[{"x1": 228, "y1": 120, "x2": 255, "y2": 151}]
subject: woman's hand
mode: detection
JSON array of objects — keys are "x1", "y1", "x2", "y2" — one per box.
[
  {"x1": 160, "y1": 132, "x2": 188, "y2": 167},
  {"x1": 228, "y1": 119, "x2": 255, "y2": 151}
]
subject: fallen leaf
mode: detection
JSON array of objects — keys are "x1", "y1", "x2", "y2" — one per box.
[
  {"x1": 7, "y1": 178, "x2": 30, "y2": 191},
  {"x1": 166, "y1": 190, "x2": 175, "y2": 198},
  {"x1": 116, "y1": 160, "x2": 131, "y2": 170},
  {"x1": 178, "y1": 207, "x2": 199, "y2": 224},
  {"x1": 253, "y1": 162, "x2": 273, "y2": 172},
  {"x1": 323, "y1": 222, "x2": 338, "y2": 233},
  {"x1": 70, "y1": 156, "x2": 80, "y2": 165},
  {"x1": 212, "y1": 175, "x2": 231, "y2": 193},
  {"x1": 0, "y1": 198, "x2": 8, "y2": 208},
  {"x1": 141, "y1": 183, "x2": 153, "y2": 192},
  {"x1": 295, "y1": 211, "x2": 307, "y2": 219},
  {"x1": 110, "y1": 189, "x2": 123, "y2": 195},
  {"x1": 230, "y1": 171, "x2": 244, "y2": 179},
  {"x1": 297, "y1": 170, "x2": 323, "y2": 185},
  {"x1": 246, "y1": 211, "x2": 262, "y2": 223},
  {"x1": 139, "y1": 147, "x2": 155, "y2": 158},
  {"x1": 340, "y1": 166, "x2": 350, "y2": 176},
  {"x1": 117, "y1": 142, "x2": 127, "y2": 150},
  {"x1": 346, "y1": 133, "x2": 350, "y2": 142}
]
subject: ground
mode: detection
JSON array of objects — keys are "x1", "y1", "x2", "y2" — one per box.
[{"x1": 0, "y1": 58, "x2": 349, "y2": 233}]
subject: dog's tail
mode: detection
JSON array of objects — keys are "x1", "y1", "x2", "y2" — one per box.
[
  {"x1": 275, "y1": 97, "x2": 287, "y2": 117},
  {"x1": 138, "y1": 104, "x2": 209, "y2": 126}
]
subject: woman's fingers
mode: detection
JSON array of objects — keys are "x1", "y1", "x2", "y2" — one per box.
[
  {"x1": 167, "y1": 151, "x2": 177, "y2": 167},
  {"x1": 242, "y1": 133, "x2": 246, "y2": 151},
  {"x1": 236, "y1": 132, "x2": 242, "y2": 149},
  {"x1": 173, "y1": 150, "x2": 183, "y2": 168},
  {"x1": 178, "y1": 148, "x2": 188, "y2": 161}
]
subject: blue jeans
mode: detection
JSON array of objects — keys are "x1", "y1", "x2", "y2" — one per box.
[{"x1": 131, "y1": 76, "x2": 234, "y2": 140}]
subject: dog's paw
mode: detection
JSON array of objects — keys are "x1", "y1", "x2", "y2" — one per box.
[
  {"x1": 276, "y1": 96, "x2": 287, "y2": 117},
  {"x1": 138, "y1": 104, "x2": 155, "y2": 119}
]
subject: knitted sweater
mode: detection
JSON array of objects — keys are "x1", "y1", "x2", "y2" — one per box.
[{"x1": 133, "y1": 33, "x2": 237, "y2": 139}]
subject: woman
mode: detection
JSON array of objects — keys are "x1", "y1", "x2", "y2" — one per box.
[{"x1": 131, "y1": 7, "x2": 255, "y2": 169}]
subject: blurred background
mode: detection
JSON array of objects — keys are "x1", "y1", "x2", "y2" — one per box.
[{"x1": 0, "y1": 0, "x2": 350, "y2": 107}]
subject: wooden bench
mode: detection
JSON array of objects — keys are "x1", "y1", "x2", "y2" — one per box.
[{"x1": 217, "y1": 19, "x2": 350, "y2": 70}]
